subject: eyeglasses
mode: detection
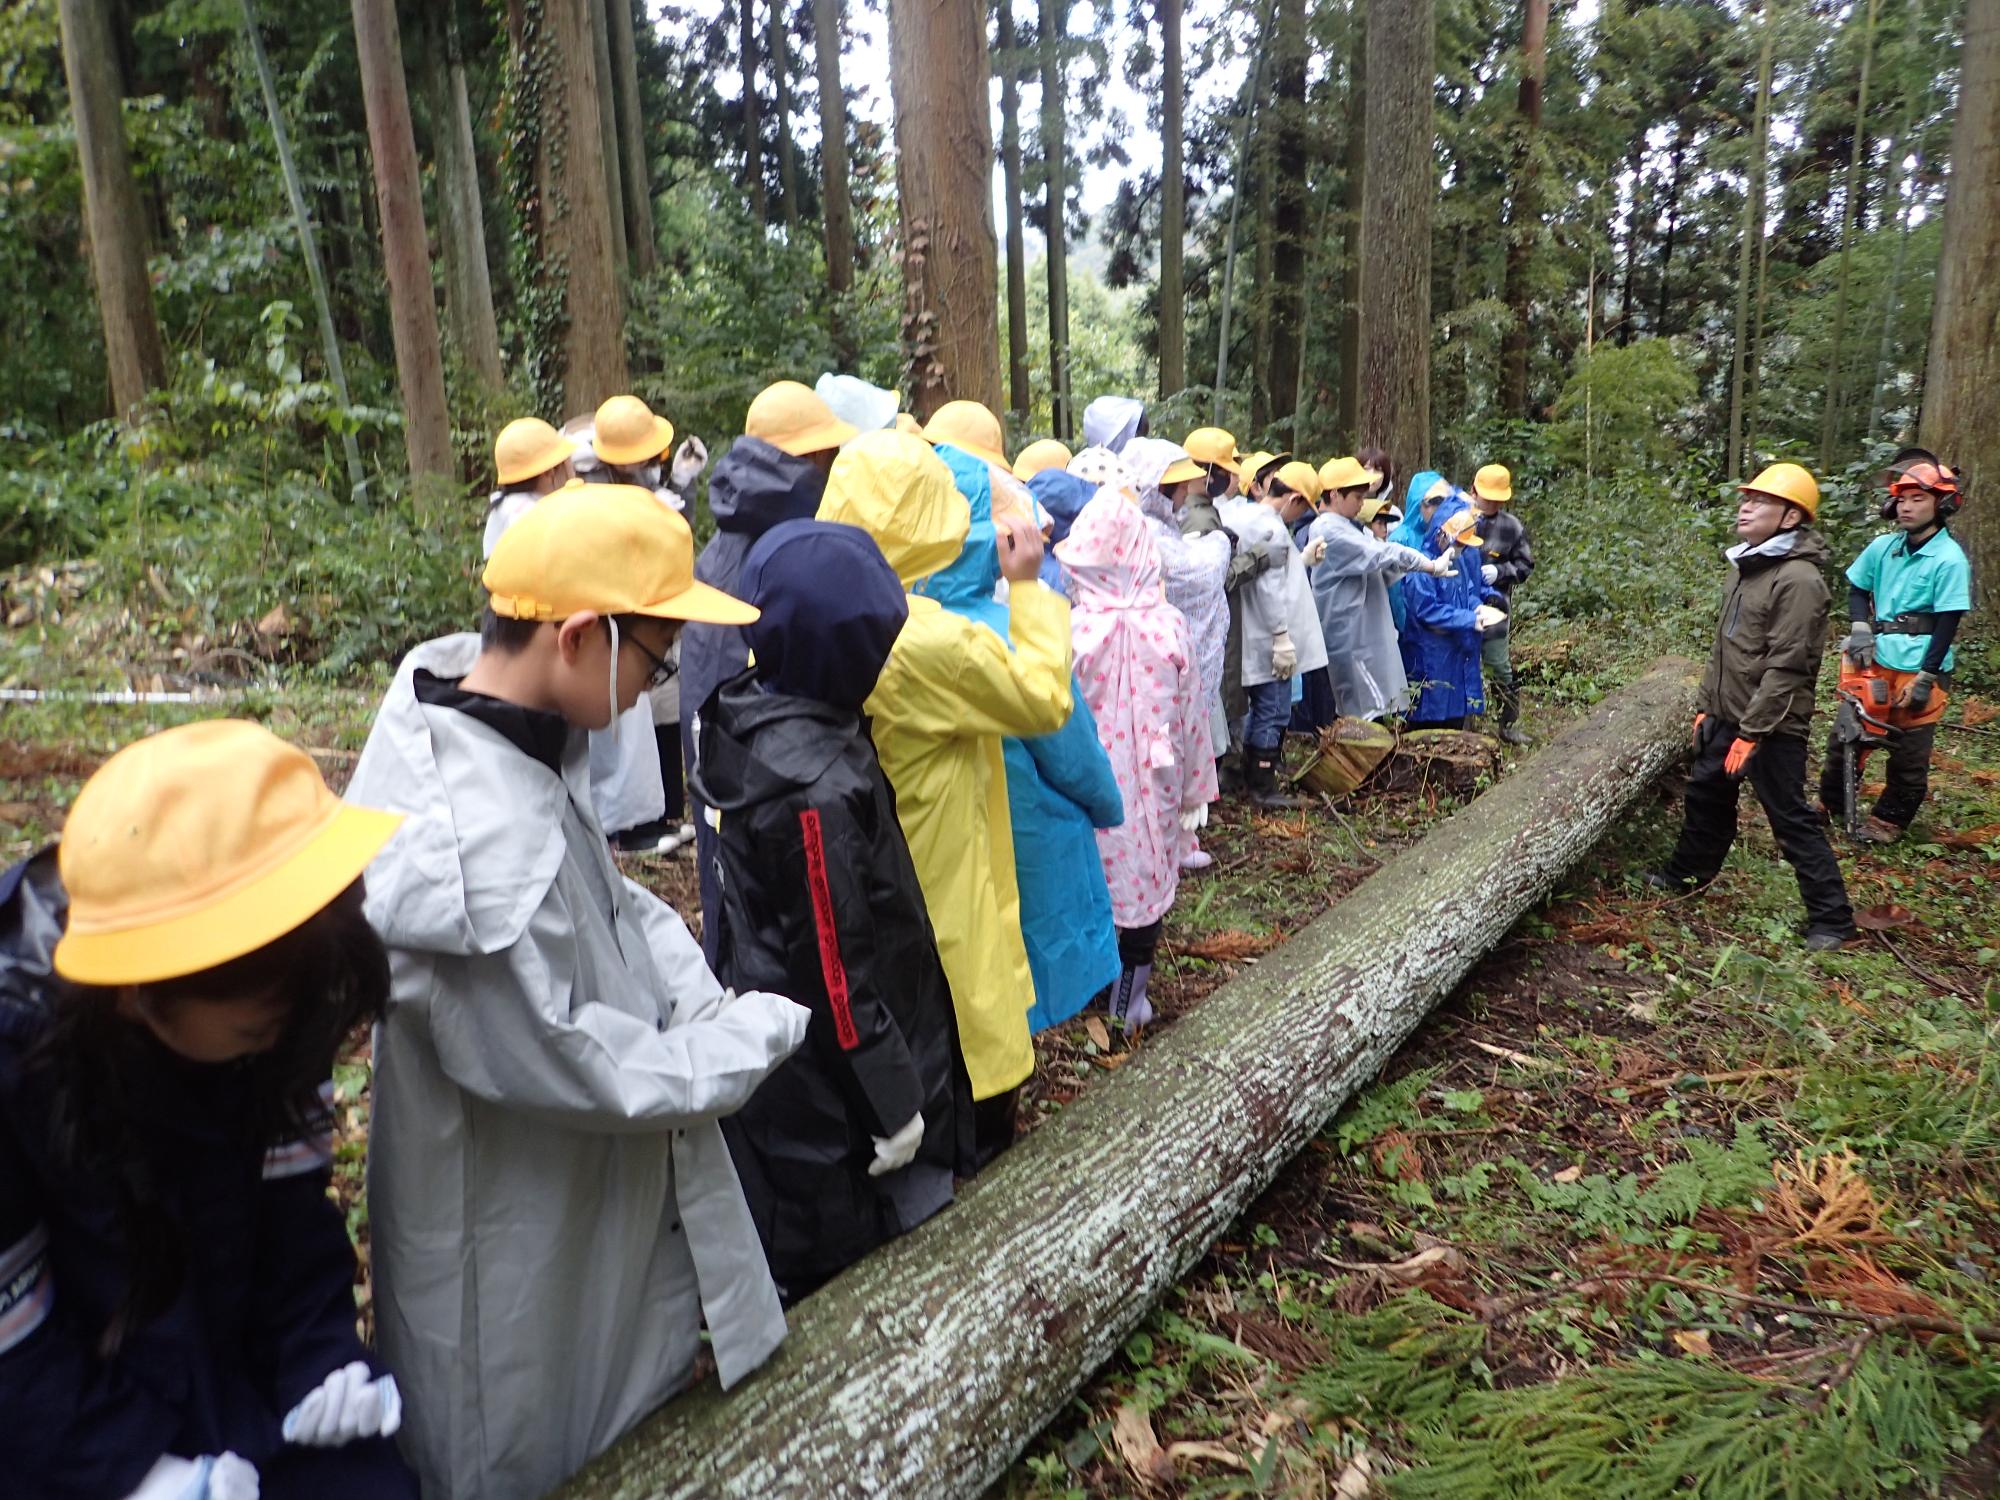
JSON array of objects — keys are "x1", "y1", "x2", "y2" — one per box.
[{"x1": 614, "y1": 622, "x2": 679, "y2": 689}]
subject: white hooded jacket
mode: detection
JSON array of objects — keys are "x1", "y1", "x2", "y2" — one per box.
[
  {"x1": 344, "y1": 634, "x2": 809, "y2": 1500},
  {"x1": 1222, "y1": 499, "x2": 1328, "y2": 688}
]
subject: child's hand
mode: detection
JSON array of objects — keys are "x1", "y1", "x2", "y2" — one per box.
[{"x1": 995, "y1": 509, "x2": 1047, "y2": 584}]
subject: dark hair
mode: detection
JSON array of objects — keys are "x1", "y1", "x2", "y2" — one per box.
[
  {"x1": 32, "y1": 881, "x2": 389, "y2": 1354},
  {"x1": 481, "y1": 605, "x2": 544, "y2": 654},
  {"x1": 1358, "y1": 446, "x2": 1394, "y2": 498}
]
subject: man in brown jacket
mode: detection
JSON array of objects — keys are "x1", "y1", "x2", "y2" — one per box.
[{"x1": 1648, "y1": 463, "x2": 1855, "y2": 951}]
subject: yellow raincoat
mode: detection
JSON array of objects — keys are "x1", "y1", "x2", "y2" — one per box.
[{"x1": 818, "y1": 433, "x2": 1074, "y2": 1098}]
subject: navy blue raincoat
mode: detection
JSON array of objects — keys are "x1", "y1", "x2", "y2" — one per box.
[
  {"x1": 1027, "y1": 469, "x2": 1097, "y2": 601},
  {"x1": 1397, "y1": 495, "x2": 1489, "y2": 723}
]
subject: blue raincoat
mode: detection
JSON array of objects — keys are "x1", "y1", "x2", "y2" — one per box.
[
  {"x1": 1027, "y1": 469, "x2": 1098, "y2": 600},
  {"x1": 1386, "y1": 470, "x2": 1441, "y2": 636},
  {"x1": 927, "y1": 447, "x2": 1123, "y2": 1032},
  {"x1": 1397, "y1": 494, "x2": 1488, "y2": 724}
]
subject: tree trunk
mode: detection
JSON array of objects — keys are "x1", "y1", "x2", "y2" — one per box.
[
  {"x1": 1039, "y1": 0, "x2": 1073, "y2": 440},
  {"x1": 1357, "y1": 0, "x2": 1432, "y2": 467},
  {"x1": 997, "y1": 0, "x2": 1031, "y2": 417},
  {"x1": 1726, "y1": 5, "x2": 1774, "y2": 481},
  {"x1": 591, "y1": 0, "x2": 631, "y2": 274},
  {"x1": 421, "y1": 4, "x2": 504, "y2": 390},
  {"x1": 608, "y1": 0, "x2": 657, "y2": 273},
  {"x1": 521, "y1": 0, "x2": 631, "y2": 411},
  {"x1": 771, "y1": 0, "x2": 802, "y2": 229},
  {"x1": 1616, "y1": 140, "x2": 1642, "y2": 346},
  {"x1": 1651, "y1": 128, "x2": 1687, "y2": 334},
  {"x1": 1265, "y1": 0, "x2": 1308, "y2": 425},
  {"x1": 1212, "y1": 0, "x2": 1274, "y2": 425},
  {"x1": 1157, "y1": 0, "x2": 1186, "y2": 398},
  {"x1": 1819, "y1": 0, "x2": 1881, "y2": 468},
  {"x1": 352, "y1": 0, "x2": 454, "y2": 486},
  {"x1": 1498, "y1": 0, "x2": 1548, "y2": 420},
  {"x1": 1919, "y1": 0, "x2": 1999, "y2": 614},
  {"x1": 56, "y1": 0, "x2": 168, "y2": 421},
  {"x1": 741, "y1": 0, "x2": 767, "y2": 221},
  {"x1": 1335, "y1": 0, "x2": 1365, "y2": 444},
  {"x1": 888, "y1": 0, "x2": 1002, "y2": 418},
  {"x1": 238, "y1": 0, "x2": 366, "y2": 494},
  {"x1": 550, "y1": 658, "x2": 1701, "y2": 1500}
]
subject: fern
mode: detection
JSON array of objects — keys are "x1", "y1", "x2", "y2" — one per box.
[{"x1": 1330, "y1": 1068, "x2": 1442, "y2": 1156}]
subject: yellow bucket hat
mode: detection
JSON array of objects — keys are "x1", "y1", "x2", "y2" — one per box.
[
  {"x1": 1472, "y1": 463, "x2": 1514, "y2": 503},
  {"x1": 53, "y1": 721, "x2": 403, "y2": 987},
  {"x1": 1318, "y1": 455, "x2": 1384, "y2": 494},
  {"x1": 746, "y1": 380, "x2": 860, "y2": 457},
  {"x1": 1012, "y1": 438, "x2": 1073, "y2": 481},
  {"x1": 484, "y1": 482, "x2": 760, "y2": 626},
  {"x1": 922, "y1": 400, "x2": 1010, "y2": 470},
  {"x1": 494, "y1": 418, "x2": 575, "y2": 486},
  {"x1": 1182, "y1": 426, "x2": 1241, "y2": 474},
  {"x1": 593, "y1": 395, "x2": 675, "y2": 466}
]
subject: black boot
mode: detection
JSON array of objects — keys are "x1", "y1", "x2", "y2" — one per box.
[{"x1": 1247, "y1": 751, "x2": 1299, "y2": 810}]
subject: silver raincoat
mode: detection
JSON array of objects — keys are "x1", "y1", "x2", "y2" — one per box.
[
  {"x1": 345, "y1": 634, "x2": 809, "y2": 1500},
  {"x1": 1306, "y1": 512, "x2": 1430, "y2": 720},
  {"x1": 1223, "y1": 499, "x2": 1328, "y2": 688}
]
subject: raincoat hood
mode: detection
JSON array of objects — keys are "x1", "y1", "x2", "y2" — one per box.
[
  {"x1": 693, "y1": 678, "x2": 867, "y2": 810},
  {"x1": 915, "y1": 445, "x2": 1004, "y2": 621},
  {"x1": 1392, "y1": 471, "x2": 1445, "y2": 551},
  {"x1": 1123, "y1": 437, "x2": 1195, "y2": 527},
  {"x1": 818, "y1": 430, "x2": 970, "y2": 588},
  {"x1": 1421, "y1": 493, "x2": 1474, "y2": 555},
  {"x1": 1029, "y1": 469, "x2": 1098, "y2": 546},
  {"x1": 741, "y1": 518, "x2": 909, "y2": 711},
  {"x1": 1081, "y1": 396, "x2": 1146, "y2": 452},
  {"x1": 1058, "y1": 488, "x2": 1164, "y2": 607},
  {"x1": 706, "y1": 435, "x2": 828, "y2": 536}
]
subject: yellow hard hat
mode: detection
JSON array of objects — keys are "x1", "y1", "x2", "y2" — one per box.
[
  {"x1": 746, "y1": 380, "x2": 860, "y2": 457},
  {"x1": 494, "y1": 417, "x2": 575, "y2": 487},
  {"x1": 593, "y1": 394, "x2": 675, "y2": 466},
  {"x1": 1182, "y1": 426, "x2": 1240, "y2": 474},
  {"x1": 1441, "y1": 509, "x2": 1485, "y2": 549},
  {"x1": 922, "y1": 400, "x2": 1010, "y2": 469},
  {"x1": 1012, "y1": 438, "x2": 1073, "y2": 482},
  {"x1": 1740, "y1": 461, "x2": 1820, "y2": 519},
  {"x1": 1273, "y1": 460, "x2": 1324, "y2": 504},
  {"x1": 1318, "y1": 455, "x2": 1383, "y2": 494},
  {"x1": 52, "y1": 721, "x2": 403, "y2": 987},
  {"x1": 1473, "y1": 463, "x2": 1514, "y2": 503},
  {"x1": 484, "y1": 482, "x2": 759, "y2": 626}
]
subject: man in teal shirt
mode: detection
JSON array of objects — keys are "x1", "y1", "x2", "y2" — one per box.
[{"x1": 1819, "y1": 450, "x2": 1973, "y2": 842}]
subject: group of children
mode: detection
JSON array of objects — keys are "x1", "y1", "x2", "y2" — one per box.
[{"x1": 0, "y1": 375, "x2": 1970, "y2": 1500}]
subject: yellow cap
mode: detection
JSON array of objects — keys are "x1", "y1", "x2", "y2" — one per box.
[
  {"x1": 52, "y1": 721, "x2": 402, "y2": 987},
  {"x1": 1441, "y1": 509, "x2": 1485, "y2": 548},
  {"x1": 1182, "y1": 427, "x2": 1240, "y2": 474},
  {"x1": 494, "y1": 418, "x2": 575, "y2": 486},
  {"x1": 1159, "y1": 456, "x2": 1206, "y2": 486},
  {"x1": 1242, "y1": 450, "x2": 1290, "y2": 484},
  {"x1": 1357, "y1": 496, "x2": 1391, "y2": 524},
  {"x1": 1318, "y1": 455, "x2": 1383, "y2": 494},
  {"x1": 484, "y1": 482, "x2": 760, "y2": 626},
  {"x1": 1012, "y1": 438, "x2": 1073, "y2": 481},
  {"x1": 1740, "y1": 461, "x2": 1820, "y2": 520},
  {"x1": 1272, "y1": 460, "x2": 1324, "y2": 503},
  {"x1": 922, "y1": 400, "x2": 1010, "y2": 469},
  {"x1": 1473, "y1": 463, "x2": 1514, "y2": 503},
  {"x1": 593, "y1": 395, "x2": 675, "y2": 466},
  {"x1": 746, "y1": 380, "x2": 860, "y2": 457}
]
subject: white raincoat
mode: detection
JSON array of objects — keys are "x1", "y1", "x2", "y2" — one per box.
[
  {"x1": 1306, "y1": 512, "x2": 1430, "y2": 720},
  {"x1": 345, "y1": 634, "x2": 809, "y2": 1500},
  {"x1": 1223, "y1": 500, "x2": 1327, "y2": 688}
]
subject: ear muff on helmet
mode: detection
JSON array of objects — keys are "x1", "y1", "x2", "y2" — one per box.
[{"x1": 1878, "y1": 446, "x2": 1965, "y2": 520}]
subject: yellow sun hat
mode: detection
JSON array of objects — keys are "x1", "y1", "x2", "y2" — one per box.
[
  {"x1": 1441, "y1": 509, "x2": 1485, "y2": 549},
  {"x1": 484, "y1": 482, "x2": 760, "y2": 626},
  {"x1": 922, "y1": 400, "x2": 1010, "y2": 470},
  {"x1": 593, "y1": 395, "x2": 675, "y2": 466},
  {"x1": 1182, "y1": 426, "x2": 1241, "y2": 474},
  {"x1": 1318, "y1": 455, "x2": 1384, "y2": 494},
  {"x1": 746, "y1": 380, "x2": 860, "y2": 457},
  {"x1": 52, "y1": 721, "x2": 403, "y2": 987},
  {"x1": 1472, "y1": 463, "x2": 1514, "y2": 503},
  {"x1": 1012, "y1": 438, "x2": 1073, "y2": 482},
  {"x1": 494, "y1": 417, "x2": 575, "y2": 486},
  {"x1": 1273, "y1": 460, "x2": 1325, "y2": 504},
  {"x1": 1357, "y1": 496, "x2": 1391, "y2": 524}
]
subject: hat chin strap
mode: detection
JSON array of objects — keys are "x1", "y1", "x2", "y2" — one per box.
[{"x1": 606, "y1": 614, "x2": 621, "y2": 730}]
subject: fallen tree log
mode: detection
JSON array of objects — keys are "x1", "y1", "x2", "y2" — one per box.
[{"x1": 554, "y1": 657, "x2": 1698, "y2": 1500}]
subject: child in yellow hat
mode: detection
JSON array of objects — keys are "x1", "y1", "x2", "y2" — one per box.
[
  {"x1": 0, "y1": 720, "x2": 415, "y2": 1499},
  {"x1": 484, "y1": 417, "x2": 577, "y2": 558},
  {"x1": 343, "y1": 485, "x2": 811, "y2": 1499}
]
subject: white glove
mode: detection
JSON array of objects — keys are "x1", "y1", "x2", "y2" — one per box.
[
  {"x1": 868, "y1": 1111, "x2": 924, "y2": 1177},
  {"x1": 1473, "y1": 604, "x2": 1508, "y2": 632},
  {"x1": 1425, "y1": 554, "x2": 1458, "y2": 577},
  {"x1": 124, "y1": 1454, "x2": 260, "y2": 1500},
  {"x1": 669, "y1": 435, "x2": 709, "y2": 491},
  {"x1": 1270, "y1": 630, "x2": 1298, "y2": 680},
  {"x1": 1481, "y1": 563, "x2": 1499, "y2": 585},
  {"x1": 1302, "y1": 537, "x2": 1328, "y2": 566},
  {"x1": 281, "y1": 1361, "x2": 403, "y2": 1447},
  {"x1": 1179, "y1": 802, "x2": 1209, "y2": 832}
]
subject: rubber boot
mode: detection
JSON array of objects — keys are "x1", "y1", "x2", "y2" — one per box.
[
  {"x1": 1110, "y1": 963, "x2": 1155, "y2": 1035},
  {"x1": 1246, "y1": 751, "x2": 1299, "y2": 810}
]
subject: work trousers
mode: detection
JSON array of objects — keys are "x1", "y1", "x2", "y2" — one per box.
[
  {"x1": 1815, "y1": 673, "x2": 1949, "y2": 830},
  {"x1": 1664, "y1": 725, "x2": 1854, "y2": 938},
  {"x1": 1244, "y1": 680, "x2": 1293, "y2": 752},
  {"x1": 1481, "y1": 628, "x2": 1519, "y2": 727}
]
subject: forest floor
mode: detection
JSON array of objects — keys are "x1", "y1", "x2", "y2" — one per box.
[{"x1": 5, "y1": 617, "x2": 2000, "y2": 1498}]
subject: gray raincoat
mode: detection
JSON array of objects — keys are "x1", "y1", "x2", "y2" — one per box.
[
  {"x1": 1306, "y1": 512, "x2": 1430, "y2": 720},
  {"x1": 344, "y1": 634, "x2": 810, "y2": 1500}
]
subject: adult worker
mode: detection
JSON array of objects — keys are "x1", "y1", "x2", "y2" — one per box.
[
  {"x1": 1817, "y1": 449, "x2": 1973, "y2": 843},
  {"x1": 483, "y1": 417, "x2": 576, "y2": 558},
  {"x1": 1647, "y1": 463, "x2": 1855, "y2": 951},
  {"x1": 1466, "y1": 463, "x2": 1534, "y2": 745}
]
